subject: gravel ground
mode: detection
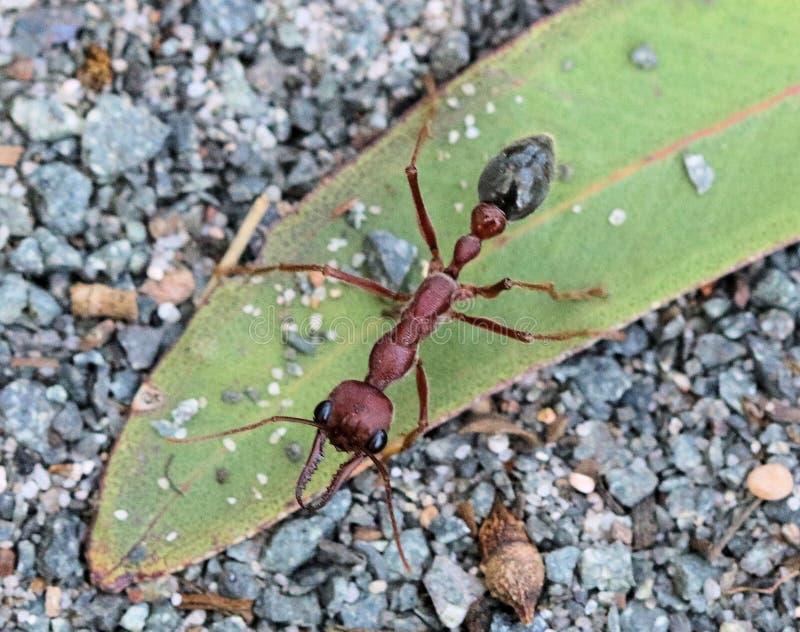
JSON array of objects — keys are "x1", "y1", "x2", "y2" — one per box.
[{"x1": 1, "y1": 1, "x2": 800, "y2": 631}]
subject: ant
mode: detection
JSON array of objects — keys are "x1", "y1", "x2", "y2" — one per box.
[{"x1": 171, "y1": 98, "x2": 619, "y2": 571}]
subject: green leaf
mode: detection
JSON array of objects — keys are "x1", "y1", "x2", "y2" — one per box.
[{"x1": 89, "y1": 0, "x2": 800, "y2": 590}]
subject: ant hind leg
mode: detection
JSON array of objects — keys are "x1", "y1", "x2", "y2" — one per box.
[
  {"x1": 451, "y1": 311, "x2": 624, "y2": 343},
  {"x1": 405, "y1": 75, "x2": 443, "y2": 270},
  {"x1": 463, "y1": 278, "x2": 607, "y2": 301}
]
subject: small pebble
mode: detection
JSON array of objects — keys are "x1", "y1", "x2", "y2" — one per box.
[
  {"x1": 568, "y1": 472, "x2": 596, "y2": 495},
  {"x1": 746, "y1": 463, "x2": 794, "y2": 501}
]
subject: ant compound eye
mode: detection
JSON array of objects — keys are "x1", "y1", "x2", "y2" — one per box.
[
  {"x1": 477, "y1": 134, "x2": 555, "y2": 221},
  {"x1": 313, "y1": 400, "x2": 332, "y2": 425},
  {"x1": 366, "y1": 429, "x2": 388, "y2": 453}
]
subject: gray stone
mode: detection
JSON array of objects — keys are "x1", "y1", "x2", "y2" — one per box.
[
  {"x1": 52, "y1": 402, "x2": 83, "y2": 441},
  {"x1": 672, "y1": 554, "x2": 717, "y2": 601},
  {"x1": 431, "y1": 30, "x2": 471, "y2": 81},
  {"x1": 35, "y1": 228, "x2": 83, "y2": 271},
  {"x1": 751, "y1": 269, "x2": 800, "y2": 313},
  {"x1": 670, "y1": 434, "x2": 704, "y2": 472},
  {"x1": 119, "y1": 603, "x2": 148, "y2": 632},
  {"x1": 217, "y1": 58, "x2": 266, "y2": 116},
  {"x1": 285, "y1": 151, "x2": 320, "y2": 196},
  {"x1": 145, "y1": 604, "x2": 183, "y2": 631},
  {"x1": 253, "y1": 586, "x2": 321, "y2": 627},
  {"x1": 384, "y1": 528, "x2": 431, "y2": 580},
  {"x1": 0, "y1": 273, "x2": 29, "y2": 324},
  {"x1": 428, "y1": 514, "x2": 470, "y2": 544},
  {"x1": 631, "y1": 43, "x2": 658, "y2": 69},
  {"x1": 0, "y1": 379, "x2": 58, "y2": 456},
  {"x1": 117, "y1": 325, "x2": 165, "y2": 370},
  {"x1": 620, "y1": 602, "x2": 669, "y2": 632},
  {"x1": 219, "y1": 561, "x2": 260, "y2": 599},
  {"x1": 423, "y1": 555, "x2": 484, "y2": 628},
  {"x1": 9, "y1": 237, "x2": 44, "y2": 276},
  {"x1": 261, "y1": 514, "x2": 332, "y2": 574},
  {"x1": 759, "y1": 308, "x2": 795, "y2": 340},
  {"x1": 490, "y1": 611, "x2": 548, "y2": 632},
  {"x1": 363, "y1": 230, "x2": 419, "y2": 292},
  {"x1": 28, "y1": 162, "x2": 92, "y2": 236},
  {"x1": 86, "y1": 239, "x2": 133, "y2": 280},
  {"x1": 693, "y1": 333, "x2": 746, "y2": 368},
  {"x1": 719, "y1": 312, "x2": 757, "y2": 339},
  {"x1": 702, "y1": 297, "x2": 730, "y2": 319},
  {"x1": 339, "y1": 593, "x2": 387, "y2": 630},
  {"x1": 0, "y1": 196, "x2": 34, "y2": 237},
  {"x1": 718, "y1": 367, "x2": 757, "y2": 413},
  {"x1": 579, "y1": 542, "x2": 634, "y2": 592},
  {"x1": 10, "y1": 96, "x2": 84, "y2": 141},
  {"x1": 740, "y1": 538, "x2": 785, "y2": 577},
  {"x1": 82, "y1": 95, "x2": 169, "y2": 179},
  {"x1": 9, "y1": 237, "x2": 44, "y2": 275},
  {"x1": 40, "y1": 512, "x2": 85, "y2": 585},
  {"x1": 574, "y1": 421, "x2": 617, "y2": 462},
  {"x1": 575, "y1": 356, "x2": 632, "y2": 405},
  {"x1": 387, "y1": 0, "x2": 425, "y2": 28},
  {"x1": 544, "y1": 546, "x2": 580, "y2": 584},
  {"x1": 606, "y1": 459, "x2": 658, "y2": 507},
  {"x1": 197, "y1": 0, "x2": 257, "y2": 41},
  {"x1": 10, "y1": 8, "x2": 84, "y2": 56},
  {"x1": 28, "y1": 286, "x2": 62, "y2": 326}
]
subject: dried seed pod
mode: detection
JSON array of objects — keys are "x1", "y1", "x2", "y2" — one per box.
[
  {"x1": 477, "y1": 135, "x2": 555, "y2": 221},
  {"x1": 478, "y1": 495, "x2": 544, "y2": 624}
]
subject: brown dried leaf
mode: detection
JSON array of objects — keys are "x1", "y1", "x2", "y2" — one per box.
[
  {"x1": 140, "y1": 267, "x2": 196, "y2": 305},
  {"x1": 80, "y1": 319, "x2": 117, "y2": 351},
  {"x1": 456, "y1": 501, "x2": 478, "y2": 537},
  {"x1": 460, "y1": 413, "x2": 540, "y2": 446},
  {"x1": 70, "y1": 283, "x2": 139, "y2": 321},
  {"x1": 77, "y1": 44, "x2": 112, "y2": 91},
  {"x1": 177, "y1": 593, "x2": 254, "y2": 624},
  {"x1": 545, "y1": 415, "x2": 568, "y2": 444},
  {"x1": 478, "y1": 495, "x2": 544, "y2": 624},
  {"x1": 0, "y1": 146, "x2": 24, "y2": 167}
]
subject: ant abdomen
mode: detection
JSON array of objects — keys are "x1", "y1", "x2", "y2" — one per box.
[{"x1": 477, "y1": 134, "x2": 555, "y2": 221}]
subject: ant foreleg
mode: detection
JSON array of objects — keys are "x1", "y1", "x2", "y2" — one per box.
[
  {"x1": 450, "y1": 311, "x2": 624, "y2": 342},
  {"x1": 405, "y1": 75, "x2": 443, "y2": 270},
  {"x1": 218, "y1": 263, "x2": 410, "y2": 302},
  {"x1": 401, "y1": 358, "x2": 430, "y2": 451},
  {"x1": 462, "y1": 278, "x2": 607, "y2": 301}
]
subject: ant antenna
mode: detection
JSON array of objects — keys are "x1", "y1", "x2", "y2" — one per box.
[
  {"x1": 368, "y1": 454, "x2": 412, "y2": 573},
  {"x1": 166, "y1": 415, "x2": 323, "y2": 443}
]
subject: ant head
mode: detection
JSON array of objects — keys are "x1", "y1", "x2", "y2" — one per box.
[
  {"x1": 293, "y1": 380, "x2": 411, "y2": 571},
  {"x1": 477, "y1": 134, "x2": 555, "y2": 221},
  {"x1": 314, "y1": 380, "x2": 393, "y2": 455}
]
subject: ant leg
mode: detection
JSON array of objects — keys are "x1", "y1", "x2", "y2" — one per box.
[
  {"x1": 401, "y1": 358, "x2": 430, "y2": 451},
  {"x1": 405, "y1": 75, "x2": 442, "y2": 269},
  {"x1": 218, "y1": 262, "x2": 410, "y2": 302},
  {"x1": 463, "y1": 278, "x2": 607, "y2": 301},
  {"x1": 450, "y1": 311, "x2": 624, "y2": 342}
]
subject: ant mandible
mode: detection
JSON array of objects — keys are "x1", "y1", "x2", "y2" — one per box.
[{"x1": 172, "y1": 95, "x2": 619, "y2": 571}]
